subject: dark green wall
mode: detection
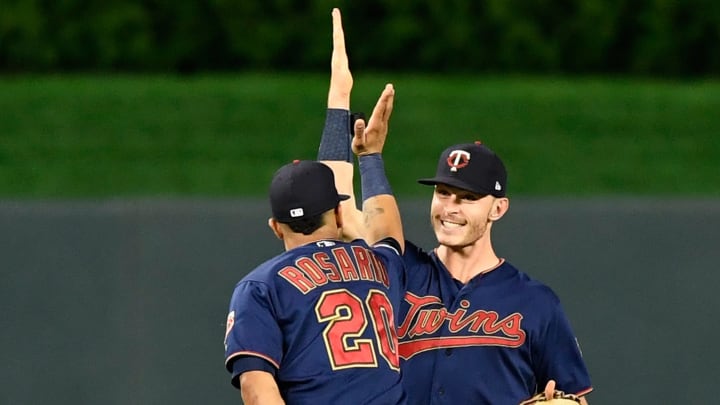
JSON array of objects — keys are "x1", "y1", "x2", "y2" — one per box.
[
  {"x1": 3, "y1": 0, "x2": 719, "y2": 75},
  {"x1": 2, "y1": 198, "x2": 718, "y2": 404}
]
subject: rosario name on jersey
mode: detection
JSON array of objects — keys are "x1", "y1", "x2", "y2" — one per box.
[
  {"x1": 398, "y1": 242, "x2": 592, "y2": 405},
  {"x1": 224, "y1": 238, "x2": 407, "y2": 405}
]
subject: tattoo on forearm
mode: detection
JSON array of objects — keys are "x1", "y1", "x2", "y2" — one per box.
[{"x1": 363, "y1": 206, "x2": 385, "y2": 227}]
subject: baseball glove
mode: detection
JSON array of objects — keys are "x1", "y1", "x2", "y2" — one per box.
[{"x1": 519, "y1": 390, "x2": 582, "y2": 405}]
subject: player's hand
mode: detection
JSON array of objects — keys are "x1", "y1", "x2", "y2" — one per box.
[
  {"x1": 352, "y1": 84, "x2": 395, "y2": 156},
  {"x1": 328, "y1": 8, "x2": 352, "y2": 109},
  {"x1": 544, "y1": 380, "x2": 556, "y2": 399},
  {"x1": 538, "y1": 380, "x2": 589, "y2": 405}
]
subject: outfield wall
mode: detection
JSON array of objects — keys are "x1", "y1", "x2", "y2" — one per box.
[{"x1": 2, "y1": 198, "x2": 718, "y2": 404}]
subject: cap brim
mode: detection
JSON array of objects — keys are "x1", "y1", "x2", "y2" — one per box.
[{"x1": 418, "y1": 176, "x2": 490, "y2": 196}]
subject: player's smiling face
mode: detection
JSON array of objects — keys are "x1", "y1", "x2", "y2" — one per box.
[{"x1": 429, "y1": 183, "x2": 495, "y2": 248}]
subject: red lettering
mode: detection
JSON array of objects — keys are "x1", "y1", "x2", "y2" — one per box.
[
  {"x1": 333, "y1": 247, "x2": 359, "y2": 281},
  {"x1": 397, "y1": 293, "x2": 527, "y2": 358},
  {"x1": 314, "y1": 252, "x2": 341, "y2": 282},
  {"x1": 498, "y1": 313, "x2": 525, "y2": 337},
  {"x1": 296, "y1": 257, "x2": 328, "y2": 286},
  {"x1": 397, "y1": 293, "x2": 442, "y2": 338},
  {"x1": 351, "y1": 246, "x2": 375, "y2": 281},
  {"x1": 278, "y1": 266, "x2": 315, "y2": 294},
  {"x1": 410, "y1": 308, "x2": 446, "y2": 338},
  {"x1": 448, "y1": 309, "x2": 497, "y2": 333}
]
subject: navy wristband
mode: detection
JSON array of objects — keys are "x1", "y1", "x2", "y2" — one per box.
[
  {"x1": 359, "y1": 153, "x2": 393, "y2": 200},
  {"x1": 317, "y1": 108, "x2": 352, "y2": 162}
]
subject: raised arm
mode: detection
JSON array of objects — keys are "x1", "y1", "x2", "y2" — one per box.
[
  {"x1": 327, "y1": 7, "x2": 351, "y2": 110},
  {"x1": 351, "y1": 84, "x2": 404, "y2": 253},
  {"x1": 317, "y1": 7, "x2": 364, "y2": 240}
]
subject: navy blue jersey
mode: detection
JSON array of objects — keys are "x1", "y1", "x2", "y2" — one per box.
[
  {"x1": 224, "y1": 238, "x2": 407, "y2": 405},
  {"x1": 398, "y1": 241, "x2": 592, "y2": 405}
]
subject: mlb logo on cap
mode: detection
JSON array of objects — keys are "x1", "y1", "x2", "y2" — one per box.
[
  {"x1": 269, "y1": 160, "x2": 350, "y2": 223},
  {"x1": 418, "y1": 141, "x2": 507, "y2": 197},
  {"x1": 447, "y1": 150, "x2": 471, "y2": 172}
]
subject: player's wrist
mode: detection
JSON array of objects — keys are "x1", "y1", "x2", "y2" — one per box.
[
  {"x1": 359, "y1": 153, "x2": 393, "y2": 200},
  {"x1": 317, "y1": 109, "x2": 352, "y2": 162}
]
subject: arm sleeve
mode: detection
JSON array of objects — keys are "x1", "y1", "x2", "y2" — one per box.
[
  {"x1": 317, "y1": 108, "x2": 352, "y2": 162},
  {"x1": 370, "y1": 238, "x2": 408, "y2": 296},
  {"x1": 229, "y1": 356, "x2": 277, "y2": 389},
  {"x1": 372, "y1": 236, "x2": 402, "y2": 256},
  {"x1": 224, "y1": 281, "x2": 284, "y2": 386},
  {"x1": 534, "y1": 301, "x2": 593, "y2": 396}
]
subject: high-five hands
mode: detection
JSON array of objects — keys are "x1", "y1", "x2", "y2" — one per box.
[{"x1": 352, "y1": 84, "x2": 395, "y2": 156}]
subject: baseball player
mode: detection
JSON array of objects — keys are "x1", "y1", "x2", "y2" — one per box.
[
  {"x1": 318, "y1": 9, "x2": 593, "y2": 405},
  {"x1": 394, "y1": 141, "x2": 593, "y2": 404},
  {"x1": 223, "y1": 79, "x2": 408, "y2": 403}
]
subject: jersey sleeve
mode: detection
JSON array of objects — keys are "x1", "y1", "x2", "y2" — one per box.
[
  {"x1": 224, "y1": 280, "x2": 283, "y2": 385},
  {"x1": 371, "y1": 237, "x2": 406, "y2": 283},
  {"x1": 401, "y1": 240, "x2": 428, "y2": 264},
  {"x1": 533, "y1": 301, "x2": 593, "y2": 396},
  {"x1": 372, "y1": 236, "x2": 402, "y2": 256}
]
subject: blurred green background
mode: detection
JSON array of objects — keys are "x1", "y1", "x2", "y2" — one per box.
[
  {"x1": 2, "y1": 74, "x2": 719, "y2": 197},
  {"x1": 1, "y1": 0, "x2": 719, "y2": 198}
]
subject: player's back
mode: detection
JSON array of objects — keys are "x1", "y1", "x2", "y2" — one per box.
[{"x1": 226, "y1": 238, "x2": 407, "y2": 405}]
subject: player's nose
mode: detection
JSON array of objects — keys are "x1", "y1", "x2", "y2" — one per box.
[{"x1": 441, "y1": 200, "x2": 461, "y2": 215}]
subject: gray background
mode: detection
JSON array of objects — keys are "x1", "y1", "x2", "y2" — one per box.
[{"x1": 2, "y1": 198, "x2": 718, "y2": 404}]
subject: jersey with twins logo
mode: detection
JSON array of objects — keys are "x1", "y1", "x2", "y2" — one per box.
[
  {"x1": 224, "y1": 238, "x2": 407, "y2": 405},
  {"x1": 398, "y1": 241, "x2": 592, "y2": 405}
]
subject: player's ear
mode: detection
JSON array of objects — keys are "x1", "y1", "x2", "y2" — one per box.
[
  {"x1": 489, "y1": 197, "x2": 509, "y2": 222},
  {"x1": 334, "y1": 205, "x2": 344, "y2": 229},
  {"x1": 333, "y1": 205, "x2": 346, "y2": 240},
  {"x1": 268, "y1": 217, "x2": 284, "y2": 240}
]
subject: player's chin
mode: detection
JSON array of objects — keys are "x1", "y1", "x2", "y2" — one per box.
[{"x1": 433, "y1": 228, "x2": 464, "y2": 246}]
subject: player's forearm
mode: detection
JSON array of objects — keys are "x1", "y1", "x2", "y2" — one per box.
[
  {"x1": 328, "y1": 89, "x2": 350, "y2": 110},
  {"x1": 361, "y1": 194, "x2": 404, "y2": 248},
  {"x1": 319, "y1": 108, "x2": 363, "y2": 241},
  {"x1": 239, "y1": 371, "x2": 285, "y2": 405},
  {"x1": 318, "y1": 8, "x2": 353, "y2": 163},
  {"x1": 358, "y1": 154, "x2": 404, "y2": 252},
  {"x1": 322, "y1": 160, "x2": 364, "y2": 240}
]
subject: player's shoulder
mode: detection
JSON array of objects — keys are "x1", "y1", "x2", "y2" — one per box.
[
  {"x1": 402, "y1": 240, "x2": 434, "y2": 262},
  {"x1": 501, "y1": 261, "x2": 561, "y2": 304},
  {"x1": 237, "y1": 250, "x2": 297, "y2": 285},
  {"x1": 240, "y1": 241, "x2": 346, "y2": 282}
]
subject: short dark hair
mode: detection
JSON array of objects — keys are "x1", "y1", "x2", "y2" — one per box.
[{"x1": 284, "y1": 213, "x2": 326, "y2": 235}]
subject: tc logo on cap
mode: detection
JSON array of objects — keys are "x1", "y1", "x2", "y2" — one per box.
[
  {"x1": 289, "y1": 208, "x2": 304, "y2": 218},
  {"x1": 447, "y1": 150, "x2": 471, "y2": 172}
]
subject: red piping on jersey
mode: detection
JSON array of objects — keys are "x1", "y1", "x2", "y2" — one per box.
[
  {"x1": 573, "y1": 387, "x2": 594, "y2": 397},
  {"x1": 225, "y1": 351, "x2": 280, "y2": 369}
]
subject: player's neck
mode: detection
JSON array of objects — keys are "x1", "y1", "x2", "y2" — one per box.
[
  {"x1": 283, "y1": 228, "x2": 341, "y2": 251},
  {"x1": 436, "y1": 240, "x2": 501, "y2": 284}
]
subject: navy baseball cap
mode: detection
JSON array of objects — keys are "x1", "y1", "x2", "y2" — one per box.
[
  {"x1": 269, "y1": 160, "x2": 350, "y2": 223},
  {"x1": 418, "y1": 141, "x2": 507, "y2": 197}
]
